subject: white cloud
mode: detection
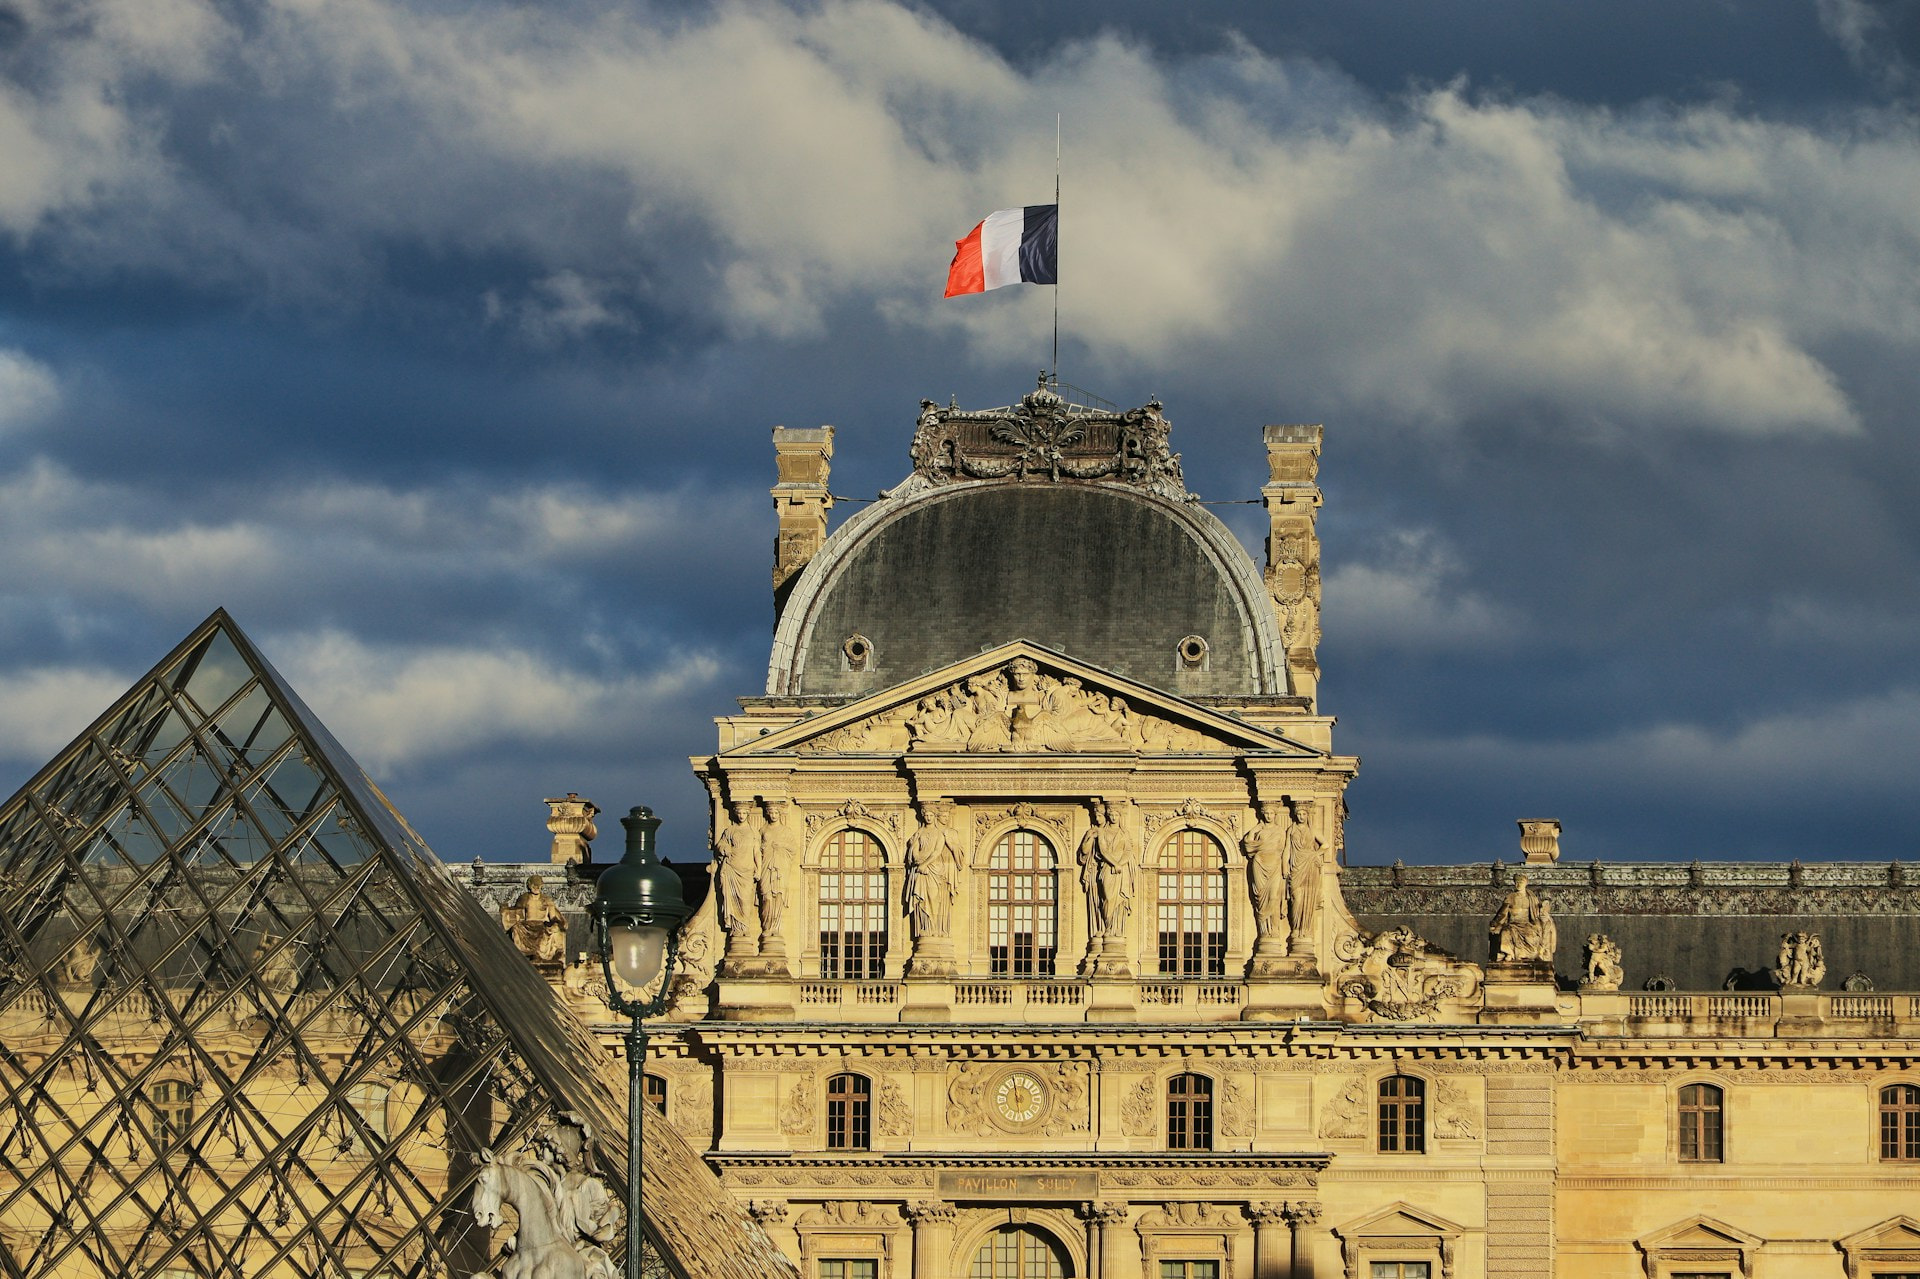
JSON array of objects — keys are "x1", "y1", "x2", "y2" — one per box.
[
  {"x1": 0, "y1": 458, "x2": 752, "y2": 607},
  {"x1": 1389, "y1": 686, "x2": 1920, "y2": 803},
  {"x1": 1322, "y1": 529, "x2": 1520, "y2": 650},
  {"x1": 0, "y1": 349, "x2": 60, "y2": 432},
  {"x1": 0, "y1": 1, "x2": 1914, "y2": 435},
  {"x1": 0, "y1": 665, "x2": 138, "y2": 763},
  {"x1": 270, "y1": 629, "x2": 722, "y2": 770}
]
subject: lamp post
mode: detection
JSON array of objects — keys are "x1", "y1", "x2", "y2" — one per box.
[{"x1": 591, "y1": 806, "x2": 691, "y2": 1279}]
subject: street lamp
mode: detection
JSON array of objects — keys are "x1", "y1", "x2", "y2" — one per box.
[{"x1": 591, "y1": 805, "x2": 691, "y2": 1279}]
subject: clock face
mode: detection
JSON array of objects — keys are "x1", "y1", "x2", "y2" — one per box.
[{"x1": 992, "y1": 1070, "x2": 1050, "y2": 1128}]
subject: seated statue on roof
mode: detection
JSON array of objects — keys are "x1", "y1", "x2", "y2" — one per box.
[{"x1": 503, "y1": 875, "x2": 568, "y2": 970}]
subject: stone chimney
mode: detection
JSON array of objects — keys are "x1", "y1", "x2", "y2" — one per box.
[
  {"x1": 1518, "y1": 819, "x2": 1562, "y2": 864},
  {"x1": 1261, "y1": 424, "x2": 1324, "y2": 707},
  {"x1": 772, "y1": 426, "x2": 834, "y2": 619},
  {"x1": 545, "y1": 793, "x2": 599, "y2": 865}
]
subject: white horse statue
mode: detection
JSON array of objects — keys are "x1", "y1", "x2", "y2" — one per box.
[{"x1": 470, "y1": 1146, "x2": 621, "y2": 1279}]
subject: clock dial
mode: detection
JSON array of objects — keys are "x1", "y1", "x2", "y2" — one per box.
[{"x1": 992, "y1": 1070, "x2": 1049, "y2": 1127}]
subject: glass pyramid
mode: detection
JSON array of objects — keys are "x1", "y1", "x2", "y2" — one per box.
[{"x1": 0, "y1": 610, "x2": 647, "y2": 1279}]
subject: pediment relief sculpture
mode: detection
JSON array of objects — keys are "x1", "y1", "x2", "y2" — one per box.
[
  {"x1": 1331, "y1": 927, "x2": 1483, "y2": 1022},
  {"x1": 789, "y1": 658, "x2": 1237, "y2": 756}
]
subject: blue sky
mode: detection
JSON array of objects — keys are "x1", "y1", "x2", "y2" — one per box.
[{"x1": 3, "y1": 0, "x2": 1920, "y2": 865}]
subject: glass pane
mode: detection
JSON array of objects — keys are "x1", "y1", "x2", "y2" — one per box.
[{"x1": 167, "y1": 628, "x2": 251, "y2": 715}]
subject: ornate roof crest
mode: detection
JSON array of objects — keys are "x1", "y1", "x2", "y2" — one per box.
[{"x1": 899, "y1": 373, "x2": 1188, "y2": 500}]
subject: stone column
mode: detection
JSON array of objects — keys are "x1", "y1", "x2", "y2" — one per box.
[
  {"x1": 905, "y1": 1201, "x2": 956, "y2": 1279},
  {"x1": 1246, "y1": 1203, "x2": 1290, "y2": 1279},
  {"x1": 1282, "y1": 1201, "x2": 1321, "y2": 1279},
  {"x1": 1081, "y1": 1202, "x2": 1134, "y2": 1279}
]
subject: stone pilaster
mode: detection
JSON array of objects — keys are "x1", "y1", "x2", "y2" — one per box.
[
  {"x1": 747, "y1": 1199, "x2": 799, "y2": 1264},
  {"x1": 904, "y1": 1200, "x2": 955, "y2": 1279},
  {"x1": 772, "y1": 426, "x2": 834, "y2": 619},
  {"x1": 1247, "y1": 1203, "x2": 1291, "y2": 1279},
  {"x1": 1282, "y1": 1201, "x2": 1321, "y2": 1279},
  {"x1": 1082, "y1": 1202, "x2": 1135, "y2": 1279}
]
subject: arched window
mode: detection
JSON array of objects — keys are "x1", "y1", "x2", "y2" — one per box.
[
  {"x1": 1880, "y1": 1083, "x2": 1920, "y2": 1160},
  {"x1": 826, "y1": 1073, "x2": 870, "y2": 1150},
  {"x1": 1167, "y1": 1073, "x2": 1213, "y2": 1151},
  {"x1": 1678, "y1": 1083, "x2": 1723, "y2": 1162},
  {"x1": 969, "y1": 1225, "x2": 1069, "y2": 1279},
  {"x1": 818, "y1": 829, "x2": 887, "y2": 979},
  {"x1": 1157, "y1": 830, "x2": 1226, "y2": 977},
  {"x1": 151, "y1": 1079, "x2": 194, "y2": 1145},
  {"x1": 644, "y1": 1073, "x2": 668, "y2": 1114},
  {"x1": 990, "y1": 830, "x2": 1058, "y2": 976},
  {"x1": 1378, "y1": 1075, "x2": 1425, "y2": 1154}
]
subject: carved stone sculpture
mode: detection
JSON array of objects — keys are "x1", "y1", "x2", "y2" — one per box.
[
  {"x1": 543, "y1": 793, "x2": 599, "y2": 865},
  {"x1": 1772, "y1": 931, "x2": 1826, "y2": 990},
  {"x1": 1077, "y1": 798, "x2": 1133, "y2": 976},
  {"x1": 1332, "y1": 927, "x2": 1483, "y2": 1022},
  {"x1": 900, "y1": 381, "x2": 1187, "y2": 500},
  {"x1": 1244, "y1": 798, "x2": 1323, "y2": 973},
  {"x1": 904, "y1": 800, "x2": 964, "y2": 976},
  {"x1": 252, "y1": 932, "x2": 301, "y2": 996},
  {"x1": 804, "y1": 656, "x2": 1212, "y2": 756},
  {"x1": 1582, "y1": 934, "x2": 1624, "y2": 991},
  {"x1": 756, "y1": 798, "x2": 794, "y2": 962},
  {"x1": 502, "y1": 876, "x2": 568, "y2": 970},
  {"x1": 1244, "y1": 803, "x2": 1290, "y2": 957},
  {"x1": 55, "y1": 934, "x2": 104, "y2": 989},
  {"x1": 469, "y1": 1112, "x2": 621, "y2": 1279},
  {"x1": 1284, "y1": 800, "x2": 1323, "y2": 958},
  {"x1": 1490, "y1": 873, "x2": 1556, "y2": 965},
  {"x1": 713, "y1": 800, "x2": 762, "y2": 960}
]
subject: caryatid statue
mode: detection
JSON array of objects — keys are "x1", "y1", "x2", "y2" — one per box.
[
  {"x1": 1284, "y1": 799, "x2": 1324, "y2": 957},
  {"x1": 713, "y1": 799, "x2": 762, "y2": 959},
  {"x1": 903, "y1": 799, "x2": 965, "y2": 975},
  {"x1": 1243, "y1": 798, "x2": 1325, "y2": 968},
  {"x1": 757, "y1": 798, "x2": 795, "y2": 963},
  {"x1": 1243, "y1": 802, "x2": 1291, "y2": 957},
  {"x1": 1491, "y1": 872, "x2": 1557, "y2": 965},
  {"x1": 1077, "y1": 798, "x2": 1134, "y2": 975}
]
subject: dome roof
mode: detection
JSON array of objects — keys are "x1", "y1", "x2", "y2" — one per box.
[{"x1": 767, "y1": 387, "x2": 1286, "y2": 699}]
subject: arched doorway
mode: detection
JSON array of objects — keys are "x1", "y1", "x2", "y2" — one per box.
[{"x1": 969, "y1": 1225, "x2": 1070, "y2": 1279}]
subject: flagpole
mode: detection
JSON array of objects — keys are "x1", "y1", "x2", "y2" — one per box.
[{"x1": 1052, "y1": 113, "x2": 1060, "y2": 388}]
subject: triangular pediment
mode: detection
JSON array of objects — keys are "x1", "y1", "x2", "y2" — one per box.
[
  {"x1": 1639, "y1": 1214, "x2": 1762, "y2": 1251},
  {"x1": 733, "y1": 641, "x2": 1321, "y2": 758},
  {"x1": 1334, "y1": 1201, "x2": 1464, "y2": 1241},
  {"x1": 1840, "y1": 1214, "x2": 1920, "y2": 1252}
]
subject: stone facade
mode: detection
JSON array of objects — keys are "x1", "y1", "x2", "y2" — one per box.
[{"x1": 512, "y1": 386, "x2": 1920, "y2": 1279}]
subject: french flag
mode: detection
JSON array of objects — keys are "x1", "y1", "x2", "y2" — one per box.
[{"x1": 945, "y1": 205, "x2": 1058, "y2": 297}]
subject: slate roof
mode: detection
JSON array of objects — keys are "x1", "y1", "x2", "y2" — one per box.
[{"x1": 1343, "y1": 860, "x2": 1920, "y2": 992}]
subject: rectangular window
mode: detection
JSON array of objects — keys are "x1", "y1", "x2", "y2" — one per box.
[
  {"x1": 820, "y1": 1261, "x2": 878, "y2": 1279},
  {"x1": 1369, "y1": 1266, "x2": 1431, "y2": 1279},
  {"x1": 1160, "y1": 1263, "x2": 1220, "y2": 1279},
  {"x1": 1678, "y1": 1084, "x2": 1723, "y2": 1162}
]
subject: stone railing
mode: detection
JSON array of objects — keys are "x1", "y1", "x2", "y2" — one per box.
[{"x1": 1582, "y1": 990, "x2": 1920, "y2": 1034}]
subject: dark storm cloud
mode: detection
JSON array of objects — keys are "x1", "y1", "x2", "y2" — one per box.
[{"x1": 0, "y1": 0, "x2": 1918, "y2": 862}]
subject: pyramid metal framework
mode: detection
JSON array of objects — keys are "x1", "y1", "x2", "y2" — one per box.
[{"x1": 0, "y1": 611, "x2": 649, "y2": 1279}]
